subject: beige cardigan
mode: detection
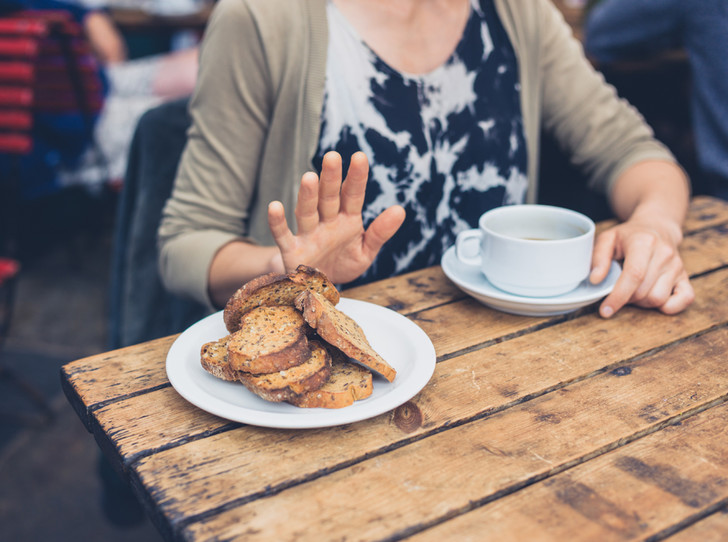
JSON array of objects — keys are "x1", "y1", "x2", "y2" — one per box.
[{"x1": 159, "y1": 0, "x2": 675, "y2": 308}]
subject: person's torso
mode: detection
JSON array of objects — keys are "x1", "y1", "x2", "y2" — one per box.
[{"x1": 314, "y1": 0, "x2": 528, "y2": 285}]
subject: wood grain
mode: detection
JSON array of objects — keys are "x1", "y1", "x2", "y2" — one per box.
[
  {"x1": 123, "y1": 268, "x2": 728, "y2": 535},
  {"x1": 682, "y1": 195, "x2": 728, "y2": 232},
  {"x1": 61, "y1": 335, "x2": 176, "y2": 427},
  {"x1": 409, "y1": 402, "x2": 728, "y2": 542},
  {"x1": 181, "y1": 327, "x2": 728, "y2": 541},
  {"x1": 665, "y1": 509, "x2": 728, "y2": 542}
]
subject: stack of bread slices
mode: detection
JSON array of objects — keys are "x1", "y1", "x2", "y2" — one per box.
[{"x1": 200, "y1": 265, "x2": 397, "y2": 409}]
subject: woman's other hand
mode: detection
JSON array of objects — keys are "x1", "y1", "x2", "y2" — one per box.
[
  {"x1": 590, "y1": 216, "x2": 694, "y2": 317},
  {"x1": 590, "y1": 160, "x2": 695, "y2": 318},
  {"x1": 267, "y1": 151, "x2": 406, "y2": 284}
]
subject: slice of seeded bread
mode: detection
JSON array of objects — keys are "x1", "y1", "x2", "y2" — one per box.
[
  {"x1": 288, "y1": 264, "x2": 340, "y2": 304},
  {"x1": 294, "y1": 290, "x2": 397, "y2": 382},
  {"x1": 287, "y1": 349, "x2": 373, "y2": 408},
  {"x1": 200, "y1": 334, "x2": 237, "y2": 381},
  {"x1": 227, "y1": 305, "x2": 311, "y2": 374},
  {"x1": 223, "y1": 265, "x2": 340, "y2": 333},
  {"x1": 238, "y1": 340, "x2": 333, "y2": 402}
]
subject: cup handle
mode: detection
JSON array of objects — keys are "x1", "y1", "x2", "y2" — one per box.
[{"x1": 455, "y1": 229, "x2": 483, "y2": 267}]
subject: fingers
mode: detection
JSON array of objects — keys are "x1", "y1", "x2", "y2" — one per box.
[
  {"x1": 631, "y1": 243, "x2": 681, "y2": 302},
  {"x1": 297, "y1": 151, "x2": 362, "y2": 231},
  {"x1": 659, "y1": 271, "x2": 695, "y2": 315},
  {"x1": 318, "y1": 152, "x2": 343, "y2": 222},
  {"x1": 268, "y1": 200, "x2": 294, "y2": 252},
  {"x1": 590, "y1": 230, "x2": 617, "y2": 285},
  {"x1": 362, "y1": 205, "x2": 406, "y2": 256},
  {"x1": 340, "y1": 152, "x2": 370, "y2": 216},
  {"x1": 599, "y1": 255, "x2": 649, "y2": 319},
  {"x1": 295, "y1": 172, "x2": 322, "y2": 234},
  {"x1": 597, "y1": 227, "x2": 692, "y2": 318}
]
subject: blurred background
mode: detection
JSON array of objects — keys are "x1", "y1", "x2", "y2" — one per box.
[{"x1": 0, "y1": 188, "x2": 161, "y2": 541}]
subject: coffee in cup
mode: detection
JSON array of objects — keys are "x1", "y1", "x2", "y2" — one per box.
[{"x1": 455, "y1": 204, "x2": 595, "y2": 297}]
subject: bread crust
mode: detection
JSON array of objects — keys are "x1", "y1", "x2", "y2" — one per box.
[
  {"x1": 294, "y1": 290, "x2": 397, "y2": 382},
  {"x1": 200, "y1": 334, "x2": 237, "y2": 381},
  {"x1": 227, "y1": 306, "x2": 311, "y2": 373},
  {"x1": 287, "y1": 264, "x2": 341, "y2": 305},
  {"x1": 288, "y1": 349, "x2": 373, "y2": 408},
  {"x1": 238, "y1": 340, "x2": 333, "y2": 402},
  {"x1": 223, "y1": 265, "x2": 340, "y2": 333},
  {"x1": 223, "y1": 271, "x2": 288, "y2": 333}
]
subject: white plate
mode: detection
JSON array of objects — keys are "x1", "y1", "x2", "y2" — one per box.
[
  {"x1": 166, "y1": 298, "x2": 436, "y2": 429},
  {"x1": 441, "y1": 246, "x2": 621, "y2": 316}
]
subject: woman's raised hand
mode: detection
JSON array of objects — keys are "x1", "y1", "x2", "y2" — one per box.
[{"x1": 267, "y1": 151, "x2": 406, "y2": 284}]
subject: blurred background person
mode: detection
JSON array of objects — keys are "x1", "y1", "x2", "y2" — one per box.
[
  {"x1": 584, "y1": 0, "x2": 728, "y2": 200},
  {"x1": 1, "y1": 0, "x2": 200, "y2": 195},
  {"x1": 63, "y1": 0, "x2": 200, "y2": 190}
]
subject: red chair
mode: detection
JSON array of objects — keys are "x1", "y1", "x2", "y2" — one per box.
[{"x1": 0, "y1": 9, "x2": 104, "y2": 426}]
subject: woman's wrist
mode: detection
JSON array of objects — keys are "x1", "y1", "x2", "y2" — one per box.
[
  {"x1": 627, "y1": 202, "x2": 685, "y2": 247},
  {"x1": 208, "y1": 242, "x2": 283, "y2": 307},
  {"x1": 611, "y1": 160, "x2": 689, "y2": 246}
]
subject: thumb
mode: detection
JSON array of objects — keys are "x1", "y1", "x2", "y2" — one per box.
[
  {"x1": 362, "y1": 206, "x2": 406, "y2": 257},
  {"x1": 590, "y1": 229, "x2": 617, "y2": 284}
]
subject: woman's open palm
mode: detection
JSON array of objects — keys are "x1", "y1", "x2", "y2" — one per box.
[{"x1": 267, "y1": 151, "x2": 406, "y2": 284}]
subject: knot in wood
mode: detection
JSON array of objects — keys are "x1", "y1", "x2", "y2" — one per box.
[{"x1": 393, "y1": 401, "x2": 423, "y2": 433}]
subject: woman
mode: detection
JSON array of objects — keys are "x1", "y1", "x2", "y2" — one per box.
[{"x1": 158, "y1": 0, "x2": 694, "y2": 319}]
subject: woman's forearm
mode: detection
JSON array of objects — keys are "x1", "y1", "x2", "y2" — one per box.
[
  {"x1": 208, "y1": 241, "x2": 284, "y2": 308},
  {"x1": 609, "y1": 160, "x2": 690, "y2": 243}
]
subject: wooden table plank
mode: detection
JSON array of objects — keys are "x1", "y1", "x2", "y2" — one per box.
[
  {"x1": 408, "y1": 401, "x2": 728, "y2": 542},
  {"x1": 88, "y1": 387, "x2": 237, "y2": 468},
  {"x1": 344, "y1": 265, "x2": 465, "y2": 313},
  {"x1": 666, "y1": 510, "x2": 728, "y2": 542},
  {"x1": 60, "y1": 336, "x2": 176, "y2": 427},
  {"x1": 680, "y1": 225, "x2": 728, "y2": 275},
  {"x1": 180, "y1": 326, "x2": 728, "y2": 541},
  {"x1": 681, "y1": 195, "x2": 728, "y2": 232}
]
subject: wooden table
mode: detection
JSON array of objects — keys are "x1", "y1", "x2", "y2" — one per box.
[{"x1": 62, "y1": 195, "x2": 728, "y2": 541}]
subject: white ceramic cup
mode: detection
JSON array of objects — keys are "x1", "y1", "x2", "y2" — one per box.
[{"x1": 455, "y1": 204, "x2": 595, "y2": 297}]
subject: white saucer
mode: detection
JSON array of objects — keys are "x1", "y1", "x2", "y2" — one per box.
[{"x1": 441, "y1": 246, "x2": 621, "y2": 317}]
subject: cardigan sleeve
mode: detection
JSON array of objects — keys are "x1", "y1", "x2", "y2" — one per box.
[{"x1": 157, "y1": 0, "x2": 273, "y2": 308}]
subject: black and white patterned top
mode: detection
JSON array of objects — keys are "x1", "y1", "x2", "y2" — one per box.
[{"x1": 313, "y1": 0, "x2": 528, "y2": 286}]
